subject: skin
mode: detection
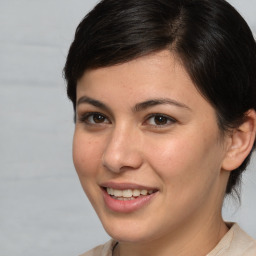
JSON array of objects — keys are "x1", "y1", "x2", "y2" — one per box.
[{"x1": 73, "y1": 50, "x2": 234, "y2": 256}]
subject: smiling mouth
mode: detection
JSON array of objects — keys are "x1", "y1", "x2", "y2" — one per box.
[{"x1": 104, "y1": 187, "x2": 157, "y2": 201}]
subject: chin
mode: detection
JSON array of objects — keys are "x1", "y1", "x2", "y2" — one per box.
[{"x1": 101, "y1": 217, "x2": 159, "y2": 243}]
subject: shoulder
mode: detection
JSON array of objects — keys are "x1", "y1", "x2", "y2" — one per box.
[
  {"x1": 208, "y1": 223, "x2": 256, "y2": 256},
  {"x1": 79, "y1": 240, "x2": 117, "y2": 256},
  {"x1": 230, "y1": 224, "x2": 256, "y2": 256}
]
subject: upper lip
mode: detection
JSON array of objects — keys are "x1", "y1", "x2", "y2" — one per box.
[{"x1": 100, "y1": 181, "x2": 158, "y2": 191}]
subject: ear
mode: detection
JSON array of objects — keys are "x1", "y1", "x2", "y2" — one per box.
[{"x1": 222, "y1": 109, "x2": 256, "y2": 171}]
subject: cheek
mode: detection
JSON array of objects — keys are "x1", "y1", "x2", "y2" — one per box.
[
  {"x1": 146, "y1": 132, "x2": 223, "y2": 192},
  {"x1": 145, "y1": 135, "x2": 194, "y2": 175},
  {"x1": 72, "y1": 131, "x2": 103, "y2": 177}
]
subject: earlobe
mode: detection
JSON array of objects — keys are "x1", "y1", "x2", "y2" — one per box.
[{"x1": 222, "y1": 109, "x2": 256, "y2": 171}]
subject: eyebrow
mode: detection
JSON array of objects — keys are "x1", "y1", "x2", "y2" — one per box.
[
  {"x1": 77, "y1": 96, "x2": 112, "y2": 113},
  {"x1": 133, "y1": 98, "x2": 191, "y2": 112},
  {"x1": 77, "y1": 96, "x2": 191, "y2": 112}
]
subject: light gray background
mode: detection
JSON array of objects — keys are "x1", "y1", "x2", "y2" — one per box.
[{"x1": 0, "y1": 1, "x2": 255, "y2": 255}]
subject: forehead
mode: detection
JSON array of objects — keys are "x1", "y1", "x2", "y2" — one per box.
[
  {"x1": 77, "y1": 50, "x2": 191, "y2": 93},
  {"x1": 76, "y1": 50, "x2": 213, "y2": 115}
]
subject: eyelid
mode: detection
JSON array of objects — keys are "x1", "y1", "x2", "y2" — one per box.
[
  {"x1": 78, "y1": 112, "x2": 111, "y2": 124},
  {"x1": 144, "y1": 113, "x2": 177, "y2": 127}
]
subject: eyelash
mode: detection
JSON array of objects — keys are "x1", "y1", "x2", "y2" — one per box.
[
  {"x1": 144, "y1": 114, "x2": 177, "y2": 127},
  {"x1": 78, "y1": 112, "x2": 177, "y2": 128},
  {"x1": 78, "y1": 112, "x2": 110, "y2": 125}
]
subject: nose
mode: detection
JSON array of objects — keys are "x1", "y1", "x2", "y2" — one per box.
[{"x1": 102, "y1": 126, "x2": 143, "y2": 173}]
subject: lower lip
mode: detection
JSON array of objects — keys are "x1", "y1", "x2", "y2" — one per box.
[{"x1": 102, "y1": 188, "x2": 157, "y2": 213}]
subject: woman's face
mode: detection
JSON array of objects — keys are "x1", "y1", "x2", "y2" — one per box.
[{"x1": 73, "y1": 50, "x2": 230, "y2": 243}]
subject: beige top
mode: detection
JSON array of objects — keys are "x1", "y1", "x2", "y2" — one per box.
[{"x1": 80, "y1": 224, "x2": 256, "y2": 256}]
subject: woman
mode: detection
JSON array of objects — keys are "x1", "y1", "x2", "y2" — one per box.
[{"x1": 64, "y1": 0, "x2": 256, "y2": 255}]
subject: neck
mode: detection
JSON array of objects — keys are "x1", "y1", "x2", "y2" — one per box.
[{"x1": 117, "y1": 213, "x2": 228, "y2": 256}]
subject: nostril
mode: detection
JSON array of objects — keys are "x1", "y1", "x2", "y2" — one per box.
[{"x1": 102, "y1": 149, "x2": 143, "y2": 173}]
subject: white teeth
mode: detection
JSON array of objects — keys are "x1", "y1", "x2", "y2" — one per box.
[
  {"x1": 123, "y1": 189, "x2": 133, "y2": 197},
  {"x1": 106, "y1": 188, "x2": 155, "y2": 198},
  {"x1": 133, "y1": 189, "x2": 140, "y2": 197},
  {"x1": 107, "y1": 187, "x2": 114, "y2": 196},
  {"x1": 141, "y1": 189, "x2": 147, "y2": 196},
  {"x1": 113, "y1": 189, "x2": 123, "y2": 197}
]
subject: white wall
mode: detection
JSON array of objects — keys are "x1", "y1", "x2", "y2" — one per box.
[{"x1": 0, "y1": 1, "x2": 255, "y2": 255}]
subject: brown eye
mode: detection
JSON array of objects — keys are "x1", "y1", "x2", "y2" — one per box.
[
  {"x1": 154, "y1": 116, "x2": 168, "y2": 125},
  {"x1": 146, "y1": 114, "x2": 176, "y2": 127},
  {"x1": 92, "y1": 114, "x2": 106, "y2": 123},
  {"x1": 79, "y1": 112, "x2": 110, "y2": 125}
]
